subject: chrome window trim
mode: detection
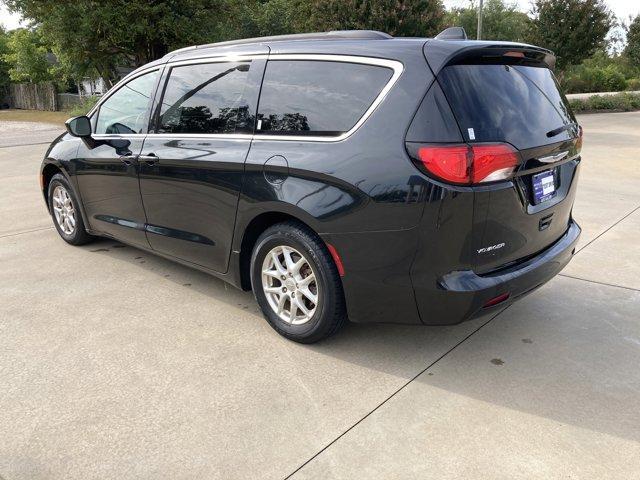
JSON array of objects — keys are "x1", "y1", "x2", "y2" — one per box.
[
  {"x1": 89, "y1": 54, "x2": 404, "y2": 142},
  {"x1": 92, "y1": 133, "x2": 253, "y2": 141},
  {"x1": 167, "y1": 54, "x2": 268, "y2": 67},
  {"x1": 254, "y1": 54, "x2": 403, "y2": 143},
  {"x1": 92, "y1": 133, "x2": 148, "y2": 139}
]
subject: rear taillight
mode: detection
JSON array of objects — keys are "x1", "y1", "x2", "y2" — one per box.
[
  {"x1": 471, "y1": 144, "x2": 520, "y2": 183},
  {"x1": 416, "y1": 145, "x2": 470, "y2": 184},
  {"x1": 413, "y1": 143, "x2": 519, "y2": 185}
]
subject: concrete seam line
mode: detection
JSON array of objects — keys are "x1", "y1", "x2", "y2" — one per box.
[
  {"x1": 576, "y1": 204, "x2": 640, "y2": 254},
  {"x1": 0, "y1": 226, "x2": 53, "y2": 238},
  {"x1": 282, "y1": 306, "x2": 510, "y2": 480},
  {"x1": 559, "y1": 273, "x2": 640, "y2": 293}
]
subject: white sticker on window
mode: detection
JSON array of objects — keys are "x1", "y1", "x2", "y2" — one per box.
[{"x1": 467, "y1": 128, "x2": 476, "y2": 140}]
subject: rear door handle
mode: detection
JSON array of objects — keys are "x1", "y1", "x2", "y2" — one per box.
[{"x1": 138, "y1": 153, "x2": 158, "y2": 166}]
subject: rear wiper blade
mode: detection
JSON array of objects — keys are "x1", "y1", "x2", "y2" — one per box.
[{"x1": 546, "y1": 123, "x2": 577, "y2": 138}]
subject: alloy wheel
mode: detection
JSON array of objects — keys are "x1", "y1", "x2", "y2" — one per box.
[
  {"x1": 52, "y1": 185, "x2": 76, "y2": 235},
  {"x1": 261, "y1": 245, "x2": 319, "y2": 325}
]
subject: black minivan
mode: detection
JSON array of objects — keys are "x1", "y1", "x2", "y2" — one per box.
[{"x1": 41, "y1": 29, "x2": 582, "y2": 343}]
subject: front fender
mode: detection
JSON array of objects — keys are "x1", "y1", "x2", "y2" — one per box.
[{"x1": 40, "y1": 134, "x2": 87, "y2": 224}]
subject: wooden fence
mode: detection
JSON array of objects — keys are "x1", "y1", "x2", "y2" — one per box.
[
  {"x1": 57, "y1": 92, "x2": 82, "y2": 111},
  {"x1": 8, "y1": 82, "x2": 58, "y2": 111}
]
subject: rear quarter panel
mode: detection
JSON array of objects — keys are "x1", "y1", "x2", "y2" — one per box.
[{"x1": 235, "y1": 42, "x2": 434, "y2": 323}]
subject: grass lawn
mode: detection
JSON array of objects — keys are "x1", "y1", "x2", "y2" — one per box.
[{"x1": 0, "y1": 109, "x2": 70, "y2": 125}]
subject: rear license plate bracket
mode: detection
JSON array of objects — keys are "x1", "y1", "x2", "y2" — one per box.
[{"x1": 532, "y1": 170, "x2": 556, "y2": 204}]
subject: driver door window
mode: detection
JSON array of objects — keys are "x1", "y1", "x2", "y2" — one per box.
[{"x1": 95, "y1": 70, "x2": 158, "y2": 135}]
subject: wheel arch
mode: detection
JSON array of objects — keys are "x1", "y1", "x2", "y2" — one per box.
[
  {"x1": 40, "y1": 161, "x2": 67, "y2": 209},
  {"x1": 236, "y1": 209, "x2": 335, "y2": 291},
  {"x1": 40, "y1": 159, "x2": 92, "y2": 232}
]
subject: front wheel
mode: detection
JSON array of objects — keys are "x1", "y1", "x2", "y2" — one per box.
[
  {"x1": 48, "y1": 173, "x2": 94, "y2": 245},
  {"x1": 250, "y1": 221, "x2": 347, "y2": 343}
]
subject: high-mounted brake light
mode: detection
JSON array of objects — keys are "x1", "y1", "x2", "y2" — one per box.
[
  {"x1": 415, "y1": 143, "x2": 519, "y2": 185},
  {"x1": 504, "y1": 51, "x2": 525, "y2": 58}
]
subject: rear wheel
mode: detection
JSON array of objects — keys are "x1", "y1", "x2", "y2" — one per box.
[
  {"x1": 250, "y1": 221, "x2": 347, "y2": 343},
  {"x1": 48, "y1": 173, "x2": 94, "y2": 245}
]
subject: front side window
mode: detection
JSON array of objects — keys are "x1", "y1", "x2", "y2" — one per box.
[
  {"x1": 157, "y1": 61, "x2": 253, "y2": 134},
  {"x1": 95, "y1": 70, "x2": 158, "y2": 135},
  {"x1": 257, "y1": 60, "x2": 393, "y2": 136}
]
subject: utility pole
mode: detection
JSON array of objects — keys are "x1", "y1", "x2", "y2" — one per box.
[{"x1": 477, "y1": 0, "x2": 484, "y2": 40}]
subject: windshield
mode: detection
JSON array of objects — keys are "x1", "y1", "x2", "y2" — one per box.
[{"x1": 438, "y1": 64, "x2": 577, "y2": 150}]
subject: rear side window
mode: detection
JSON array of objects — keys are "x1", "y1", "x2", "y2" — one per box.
[
  {"x1": 157, "y1": 61, "x2": 253, "y2": 134},
  {"x1": 257, "y1": 60, "x2": 393, "y2": 136},
  {"x1": 438, "y1": 65, "x2": 576, "y2": 150}
]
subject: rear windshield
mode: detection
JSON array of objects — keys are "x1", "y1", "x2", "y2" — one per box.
[{"x1": 438, "y1": 64, "x2": 576, "y2": 150}]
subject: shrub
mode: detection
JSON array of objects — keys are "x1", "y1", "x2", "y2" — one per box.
[
  {"x1": 587, "y1": 94, "x2": 617, "y2": 109},
  {"x1": 569, "y1": 92, "x2": 640, "y2": 112},
  {"x1": 66, "y1": 95, "x2": 99, "y2": 116},
  {"x1": 600, "y1": 65, "x2": 627, "y2": 91},
  {"x1": 564, "y1": 64, "x2": 628, "y2": 93},
  {"x1": 562, "y1": 75, "x2": 590, "y2": 94},
  {"x1": 627, "y1": 78, "x2": 640, "y2": 91}
]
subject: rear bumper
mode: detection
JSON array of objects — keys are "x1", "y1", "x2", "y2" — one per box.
[{"x1": 416, "y1": 220, "x2": 581, "y2": 325}]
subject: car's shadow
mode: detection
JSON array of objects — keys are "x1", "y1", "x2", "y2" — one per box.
[
  {"x1": 82, "y1": 237, "x2": 640, "y2": 445},
  {"x1": 80, "y1": 236, "x2": 488, "y2": 369}
]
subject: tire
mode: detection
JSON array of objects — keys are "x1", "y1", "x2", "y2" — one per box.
[
  {"x1": 250, "y1": 221, "x2": 347, "y2": 343},
  {"x1": 47, "y1": 173, "x2": 94, "y2": 245}
]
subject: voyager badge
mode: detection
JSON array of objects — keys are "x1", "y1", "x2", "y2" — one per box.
[{"x1": 477, "y1": 243, "x2": 505, "y2": 254}]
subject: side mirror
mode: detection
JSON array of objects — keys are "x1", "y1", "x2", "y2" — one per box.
[{"x1": 65, "y1": 116, "x2": 92, "y2": 138}]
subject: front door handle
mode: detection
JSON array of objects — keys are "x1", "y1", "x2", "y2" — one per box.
[
  {"x1": 139, "y1": 153, "x2": 158, "y2": 166},
  {"x1": 120, "y1": 154, "x2": 136, "y2": 166}
]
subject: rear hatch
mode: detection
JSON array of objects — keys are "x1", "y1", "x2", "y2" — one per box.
[{"x1": 421, "y1": 45, "x2": 582, "y2": 273}]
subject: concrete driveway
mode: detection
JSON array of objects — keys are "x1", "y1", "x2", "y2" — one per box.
[{"x1": 1, "y1": 112, "x2": 639, "y2": 479}]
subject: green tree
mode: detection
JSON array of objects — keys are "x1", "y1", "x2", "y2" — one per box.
[
  {"x1": 0, "y1": 27, "x2": 11, "y2": 88},
  {"x1": 528, "y1": 0, "x2": 614, "y2": 71},
  {"x1": 239, "y1": 0, "x2": 306, "y2": 37},
  {"x1": 444, "y1": 0, "x2": 531, "y2": 42},
  {"x1": 625, "y1": 15, "x2": 640, "y2": 67},
  {"x1": 5, "y1": 0, "x2": 448, "y2": 88},
  {"x1": 227, "y1": 0, "x2": 447, "y2": 39},
  {"x1": 2, "y1": 28, "x2": 52, "y2": 83},
  {"x1": 301, "y1": 0, "x2": 446, "y2": 37},
  {"x1": 5, "y1": 0, "x2": 235, "y2": 86}
]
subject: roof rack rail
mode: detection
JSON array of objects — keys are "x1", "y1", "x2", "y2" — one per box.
[
  {"x1": 167, "y1": 30, "x2": 392, "y2": 57},
  {"x1": 435, "y1": 27, "x2": 468, "y2": 41}
]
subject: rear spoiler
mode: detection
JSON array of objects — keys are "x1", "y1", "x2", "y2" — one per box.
[{"x1": 423, "y1": 39, "x2": 556, "y2": 74}]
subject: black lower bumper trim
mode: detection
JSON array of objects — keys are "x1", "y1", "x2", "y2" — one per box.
[{"x1": 416, "y1": 220, "x2": 581, "y2": 326}]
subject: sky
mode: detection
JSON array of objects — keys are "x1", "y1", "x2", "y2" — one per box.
[{"x1": 1, "y1": 0, "x2": 639, "y2": 30}]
